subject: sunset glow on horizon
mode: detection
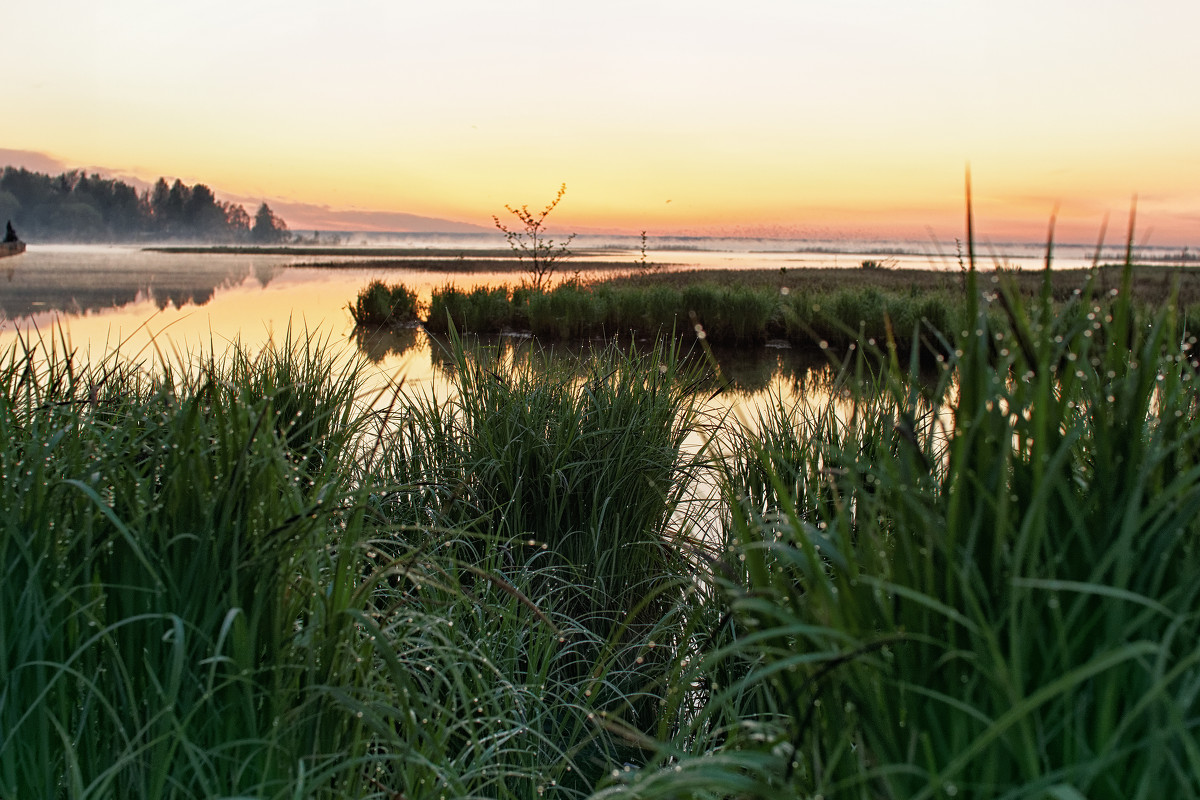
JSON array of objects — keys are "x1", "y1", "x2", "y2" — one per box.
[{"x1": 3, "y1": 0, "x2": 1199, "y2": 246}]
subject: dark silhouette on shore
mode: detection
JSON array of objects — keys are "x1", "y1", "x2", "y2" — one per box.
[
  {"x1": 0, "y1": 167, "x2": 291, "y2": 243},
  {"x1": 4, "y1": 220, "x2": 18, "y2": 243}
]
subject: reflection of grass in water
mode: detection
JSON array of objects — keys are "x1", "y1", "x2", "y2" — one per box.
[
  {"x1": 10, "y1": 243, "x2": 1200, "y2": 797},
  {"x1": 421, "y1": 330, "x2": 918, "y2": 404},
  {"x1": 350, "y1": 322, "x2": 421, "y2": 363}
]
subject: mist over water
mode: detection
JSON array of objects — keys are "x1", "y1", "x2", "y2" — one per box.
[
  {"x1": 314, "y1": 230, "x2": 1173, "y2": 269},
  {"x1": 0, "y1": 236, "x2": 1189, "y2": 404}
]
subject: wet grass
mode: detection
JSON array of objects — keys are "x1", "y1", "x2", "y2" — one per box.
[
  {"x1": 609, "y1": 259, "x2": 1200, "y2": 798},
  {"x1": 8, "y1": 252, "x2": 1200, "y2": 797},
  {"x1": 356, "y1": 263, "x2": 1200, "y2": 357}
]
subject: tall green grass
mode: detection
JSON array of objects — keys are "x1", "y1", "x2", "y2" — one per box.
[
  {"x1": 11, "y1": 246, "x2": 1200, "y2": 797},
  {"x1": 777, "y1": 284, "x2": 960, "y2": 350},
  {"x1": 607, "y1": 258, "x2": 1200, "y2": 797},
  {"x1": 370, "y1": 331, "x2": 713, "y2": 623},
  {"x1": 424, "y1": 284, "x2": 531, "y2": 334},
  {"x1": 419, "y1": 279, "x2": 961, "y2": 351},
  {"x1": 0, "y1": 328, "x2": 381, "y2": 798},
  {"x1": 0, "y1": 322, "x2": 732, "y2": 797},
  {"x1": 351, "y1": 279, "x2": 420, "y2": 327}
]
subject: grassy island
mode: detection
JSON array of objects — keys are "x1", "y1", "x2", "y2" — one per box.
[{"x1": 354, "y1": 263, "x2": 1200, "y2": 352}]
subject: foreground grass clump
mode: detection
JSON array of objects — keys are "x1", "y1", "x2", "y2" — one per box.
[
  {"x1": 606, "y1": 261, "x2": 1200, "y2": 798},
  {"x1": 0, "y1": 330, "x2": 379, "y2": 797},
  {"x1": 0, "y1": 330, "x2": 654, "y2": 798},
  {"x1": 372, "y1": 333, "x2": 713, "y2": 623},
  {"x1": 367, "y1": 333, "x2": 720, "y2": 762},
  {"x1": 0, "y1": 327, "x2": 723, "y2": 797}
]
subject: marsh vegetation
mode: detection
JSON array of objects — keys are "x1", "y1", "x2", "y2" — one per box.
[
  {"x1": 357, "y1": 261, "x2": 1200, "y2": 353},
  {"x1": 6, "y1": 254, "x2": 1200, "y2": 797}
]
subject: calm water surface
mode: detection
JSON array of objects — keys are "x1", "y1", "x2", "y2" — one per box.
[{"x1": 0, "y1": 240, "x2": 1104, "y2": 408}]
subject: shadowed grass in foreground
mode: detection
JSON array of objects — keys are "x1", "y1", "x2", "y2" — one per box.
[
  {"x1": 0, "y1": 328, "x2": 379, "y2": 797},
  {"x1": 6, "y1": 250, "x2": 1200, "y2": 797},
  {"x1": 0, "y1": 328, "x2": 711, "y2": 797},
  {"x1": 605, "y1": 260, "x2": 1200, "y2": 798}
]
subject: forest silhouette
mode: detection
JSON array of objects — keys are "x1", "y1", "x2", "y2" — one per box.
[{"x1": 0, "y1": 167, "x2": 289, "y2": 243}]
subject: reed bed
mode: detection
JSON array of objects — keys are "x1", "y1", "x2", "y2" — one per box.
[
  {"x1": 358, "y1": 264, "x2": 1200, "y2": 356},
  {"x1": 8, "y1": 255, "x2": 1200, "y2": 797},
  {"x1": 358, "y1": 278, "x2": 965, "y2": 350},
  {"x1": 522, "y1": 281, "x2": 961, "y2": 349},
  {"x1": 350, "y1": 279, "x2": 420, "y2": 327},
  {"x1": 424, "y1": 284, "x2": 532, "y2": 334},
  {"x1": 605, "y1": 261, "x2": 1200, "y2": 798}
]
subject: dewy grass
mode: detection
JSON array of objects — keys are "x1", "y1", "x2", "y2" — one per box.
[
  {"x1": 11, "y1": 234, "x2": 1200, "y2": 797},
  {"x1": 0, "y1": 324, "x2": 721, "y2": 797},
  {"x1": 606, "y1": 252, "x2": 1200, "y2": 796},
  {"x1": 0, "y1": 329, "x2": 382, "y2": 797},
  {"x1": 374, "y1": 330, "x2": 714, "y2": 623}
]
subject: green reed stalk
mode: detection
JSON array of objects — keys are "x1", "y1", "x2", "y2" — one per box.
[
  {"x1": 0, "y1": 330, "x2": 384, "y2": 798},
  {"x1": 607, "y1": 238, "x2": 1200, "y2": 797}
]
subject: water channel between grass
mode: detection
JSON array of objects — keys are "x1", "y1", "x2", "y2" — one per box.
[{"x1": 0, "y1": 243, "x2": 940, "y2": 409}]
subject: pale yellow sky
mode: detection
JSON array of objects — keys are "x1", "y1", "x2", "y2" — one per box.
[{"x1": 3, "y1": 0, "x2": 1199, "y2": 244}]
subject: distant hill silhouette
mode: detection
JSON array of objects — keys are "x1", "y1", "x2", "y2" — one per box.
[{"x1": 262, "y1": 202, "x2": 488, "y2": 234}]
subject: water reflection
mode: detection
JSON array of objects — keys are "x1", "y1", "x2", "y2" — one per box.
[
  {"x1": 706, "y1": 344, "x2": 839, "y2": 397},
  {"x1": 408, "y1": 330, "x2": 851, "y2": 415},
  {"x1": 252, "y1": 261, "x2": 282, "y2": 288},
  {"x1": 2, "y1": 246, "x2": 916, "y2": 417},
  {"x1": 0, "y1": 245, "x2": 284, "y2": 323},
  {"x1": 351, "y1": 324, "x2": 421, "y2": 364}
]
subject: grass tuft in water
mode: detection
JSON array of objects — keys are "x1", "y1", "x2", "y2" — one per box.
[{"x1": 350, "y1": 279, "x2": 420, "y2": 327}]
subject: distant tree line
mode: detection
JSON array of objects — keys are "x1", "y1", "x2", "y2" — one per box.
[{"x1": 0, "y1": 167, "x2": 290, "y2": 243}]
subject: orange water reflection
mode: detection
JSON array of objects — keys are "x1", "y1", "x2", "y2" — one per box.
[{"x1": 0, "y1": 245, "x2": 878, "y2": 413}]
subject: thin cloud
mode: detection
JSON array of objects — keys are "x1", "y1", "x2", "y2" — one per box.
[{"x1": 0, "y1": 149, "x2": 68, "y2": 174}]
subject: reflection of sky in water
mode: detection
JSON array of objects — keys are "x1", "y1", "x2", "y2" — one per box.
[
  {"x1": 0, "y1": 244, "x2": 946, "y2": 411},
  {"x1": 0, "y1": 244, "x2": 957, "y2": 540},
  {"x1": 1, "y1": 246, "x2": 530, "y2": 392}
]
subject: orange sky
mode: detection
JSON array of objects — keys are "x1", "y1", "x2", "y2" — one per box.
[{"x1": 3, "y1": 1, "x2": 1199, "y2": 245}]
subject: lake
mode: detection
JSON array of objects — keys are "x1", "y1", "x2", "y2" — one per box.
[{"x1": 0, "y1": 238, "x2": 1135, "y2": 409}]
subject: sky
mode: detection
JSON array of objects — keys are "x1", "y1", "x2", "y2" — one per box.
[{"x1": 2, "y1": 0, "x2": 1199, "y2": 245}]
